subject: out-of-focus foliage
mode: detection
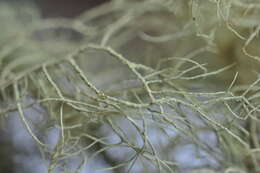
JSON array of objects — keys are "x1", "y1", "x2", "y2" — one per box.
[{"x1": 1, "y1": 0, "x2": 260, "y2": 173}]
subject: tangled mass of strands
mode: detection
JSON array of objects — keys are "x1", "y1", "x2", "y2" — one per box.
[{"x1": 1, "y1": 0, "x2": 260, "y2": 172}]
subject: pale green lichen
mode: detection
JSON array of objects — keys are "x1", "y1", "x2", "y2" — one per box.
[{"x1": 1, "y1": 0, "x2": 260, "y2": 172}]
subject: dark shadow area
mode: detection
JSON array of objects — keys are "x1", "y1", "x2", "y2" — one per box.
[
  {"x1": 0, "y1": 128, "x2": 15, "y2": 173},
  {"x1": 35, "y1": 0, "x2": 109, "y2": 18}
]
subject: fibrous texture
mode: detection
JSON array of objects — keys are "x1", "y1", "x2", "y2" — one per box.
[{"x1": 1, "y1": 0, "x2": 260, "y2": 172}]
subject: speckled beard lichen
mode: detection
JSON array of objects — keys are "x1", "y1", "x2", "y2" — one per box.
[{"x1": 1, "y1": 1, "x2": 260, "y2": 173}]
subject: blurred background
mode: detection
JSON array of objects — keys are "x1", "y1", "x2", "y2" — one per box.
[{"x1": 1, "y1": 0, "x2": 108, "y2": 18}]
